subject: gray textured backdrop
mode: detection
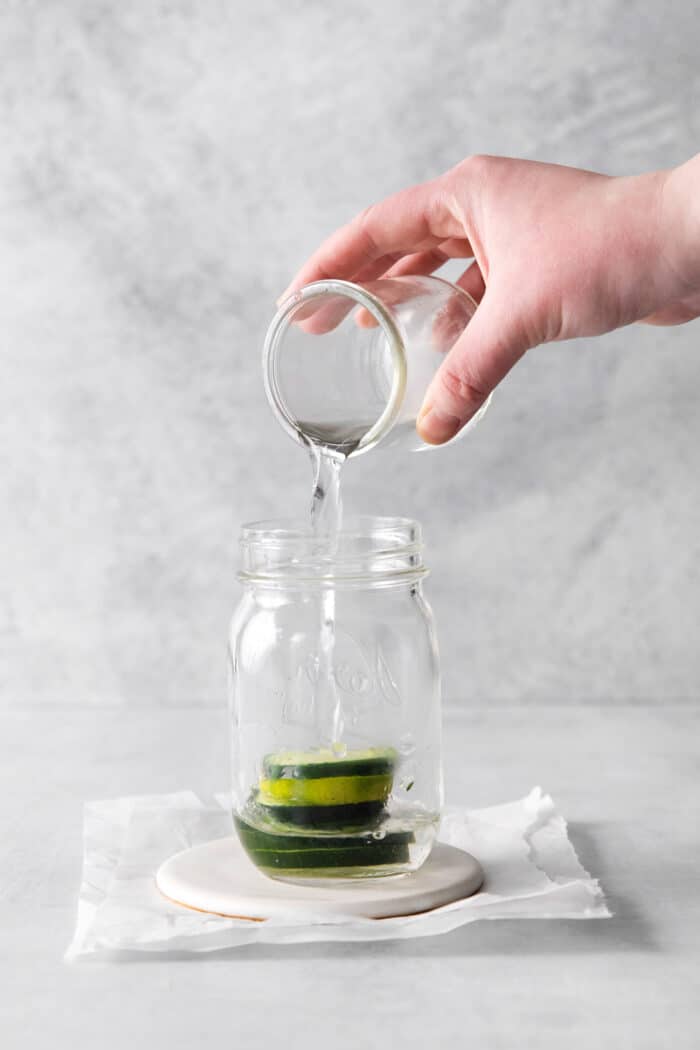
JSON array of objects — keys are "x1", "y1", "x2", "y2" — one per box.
[{"x1": 2, "y1": 0, "x2": 699, "y2": 708}]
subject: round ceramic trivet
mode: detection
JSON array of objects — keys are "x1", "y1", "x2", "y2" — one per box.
[{"x1": 156, "y1": 836, "x2": 484, "y2": 921}]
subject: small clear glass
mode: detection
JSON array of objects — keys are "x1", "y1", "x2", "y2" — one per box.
[
  {"x1": 228, "y1": 516, "x2": 442, "y2": 880},
  {"x1": 264, "y1": 275, "x2": 490, "y2": 456}
]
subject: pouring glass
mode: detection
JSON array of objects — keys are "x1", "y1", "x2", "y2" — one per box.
[{"x1": 263, "y1": 275, "x2": 490, "y2": 456}]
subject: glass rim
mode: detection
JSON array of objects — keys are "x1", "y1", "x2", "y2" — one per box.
[{"x1": 262, "y1": 279, "x2": 408, "y2": 456}]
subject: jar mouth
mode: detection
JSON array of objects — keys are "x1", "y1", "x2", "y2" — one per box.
[{"x1": 238, "y1": 515, "x2": 427, "y2": 583}]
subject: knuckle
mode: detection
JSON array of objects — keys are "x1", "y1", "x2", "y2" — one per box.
[
  {"x1": 456, "y1": 153, "x2": 494, "y2": 179},
  {"x1": 357, "y1": 203, "x2": 375, "y2": 226},
  {"x1": 440, "y1": 364, "x2": 487, "y2": 413},
  {"x1": 424, "y1": 180, "x2": 455, "y2": 236},
  {"x1": 357, "y1": 204, "x2": 379, "y2": 256}
]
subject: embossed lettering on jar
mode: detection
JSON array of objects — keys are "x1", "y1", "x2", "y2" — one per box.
[{"x1": 228, "y1": 517, "x2": 443, "y2": 881}]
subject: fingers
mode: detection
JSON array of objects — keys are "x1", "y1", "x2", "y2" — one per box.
[
  {"x1": 293, "y1": 252, "x2": 406, "y2": 335},
  {"x1": 294, "y1": 245, "x2": 483, "y2": 334},
  {"x1": 454, "y1": 259, "x2": 486, "y2": 304},
  {"x1": 354, "y1": 243, "x2": 481, "y2": 327},
  {"x1": 279, "y1": 178, "x2": 465, "y2": 299},
  {"x1": 383, "y1": 248, "x2": 450, "y2": 280},
  {"x1": 436, "y1": 237, "x2": 474, "y2": 259},
  {"x1": 353, "y1": 248, "x2": 453, "y2": 328},
  {"x1": 417, "y1": 288, "x2": 532, "y2": 444},
  {"x1": 284, "y1": 246, "x2": 480, "y2": 338}
]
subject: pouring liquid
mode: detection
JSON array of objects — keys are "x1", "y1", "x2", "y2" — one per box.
[{"x1": 309, "y1": 442, "x2": 346, "y2": 747}]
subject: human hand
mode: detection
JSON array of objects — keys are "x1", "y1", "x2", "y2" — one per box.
[{"x1": 280, "y1": 153, "x2": 700, "y2": 444}]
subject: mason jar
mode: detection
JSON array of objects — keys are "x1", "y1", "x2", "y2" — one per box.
[{"x1": 228, "y1": 516, "x2": 442, "y2": 880}]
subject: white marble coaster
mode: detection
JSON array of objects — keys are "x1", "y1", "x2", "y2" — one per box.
[{"x1": 155, "y1": 836, "x2": 484, "y2": 921}]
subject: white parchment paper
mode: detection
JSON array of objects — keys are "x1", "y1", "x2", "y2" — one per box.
[{"x1": 65, "y1": 787, "x2": 609, "y2": 958}]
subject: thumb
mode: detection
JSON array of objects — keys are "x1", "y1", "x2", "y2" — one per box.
[{"x1": 416, "y1": 288, "x2": 533, "y2": 445}]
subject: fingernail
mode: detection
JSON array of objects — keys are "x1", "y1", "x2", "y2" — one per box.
[{"x1": 416, "y1": 404, "x2": 462, "y2": 445}]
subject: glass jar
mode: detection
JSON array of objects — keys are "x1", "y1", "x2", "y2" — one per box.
[
  {"x1": 228, "y1": 516, "x2": 442, "y2": 880},
  {"x1": 264, "y1": 275, "x2": 491, "y2": 457}
]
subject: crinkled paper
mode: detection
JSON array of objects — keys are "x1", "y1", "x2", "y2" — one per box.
[{"x1": 66, "y1": 787, "x2": 609, "y2": 958}]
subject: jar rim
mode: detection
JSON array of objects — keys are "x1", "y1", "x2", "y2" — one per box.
[{"x1": 238, "y1": 515, "x2": 428, "y2": 584}]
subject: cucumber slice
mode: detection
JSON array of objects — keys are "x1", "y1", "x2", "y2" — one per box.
[
  {"x1": 234, "y1": 814, "x2": 414, "y2": 872},
  {"x1": 247, "y1": 841, "x2": 410, "y2": 871},
  {"x1": 234, "y1": 815, "x2": 414, "y2": 853},
  {"x1": 259, "y1": 799, "x2": 386, "y2": 829},
  {"x1": 263, "y1": 746, "x2": 397, "y2": 781},
  {"x1": 259, "y1": 772, "x2": 392, "y2": 807}
]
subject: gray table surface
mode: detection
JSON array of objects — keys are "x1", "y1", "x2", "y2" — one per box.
[{"x1": 1, "y1": 703, "x2": 699, "y2": 1049}]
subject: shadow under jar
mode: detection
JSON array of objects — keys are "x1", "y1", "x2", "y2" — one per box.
[{"x1": 228, "y1": 517, "x2": 443, "y2": 881}]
